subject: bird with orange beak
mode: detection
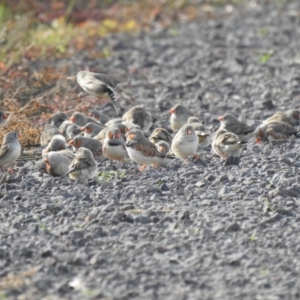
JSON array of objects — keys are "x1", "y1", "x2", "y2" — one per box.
[
  {"x1": 80, "y1": 122, "x2": 104, "y2": 138},
  {"x1": 212, "y1": 129, "x2": 243, "y2": 160},
  {"x1": 149, "y1": 128, "x2": 173, "y2": 145},
  {"x1": 102, "y1": 127, "x2": 128, "y2": 162},
  {"x1": 42, "y1": 135, "x2": 67, "y2": 155},
  {"x1": 68, "y1": 136, "x2": 103, "y2": 158},
  {"x1": 263, "y1": 109, "x2": 300, "y2": 127},
  {"x1": 69, "y1": 112, "x2": 101, "y2": 127},
  {"x1": 44, "y1": 149, "x2": 75, "y2": 177},
  {"x1": 153, "y1": 141, "x2": 174, "y2": 167},
  {"x1": 125, "y1": 129, "x2": 164, "y2": 171},
  {"x1": 218, "y1": 113, "x2": 255, "y2": 142},
  {"x1": 254, "y1": 121, "x2": 300, "y2": 143},
  {"x1": 171, "y1": 124, "x2": 199, "y2": 160},
  {"x1": 169, "y1": 104, "x2": 193, "y2": 131},
  {"x1": 88, "y1": 110, "x2": 110, "y2": 125}
]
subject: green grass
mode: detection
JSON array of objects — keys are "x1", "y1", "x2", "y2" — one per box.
[
  {"x1": 258, "y1": 28, "x2": 269, "y2": 36},
  {"x1": 259, "y1": 51, "x2": 273, "y2": 64},
  {"x1": 98, "y1": 170, "x2": 126, "y2": 181},
  {"x1": 249, "y1": 233, "x2": 256, "y2": 242}
]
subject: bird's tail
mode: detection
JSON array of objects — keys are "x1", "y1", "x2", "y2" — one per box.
[{"x1": 106, "y1": 86, "x2": 120, "y2": 115}]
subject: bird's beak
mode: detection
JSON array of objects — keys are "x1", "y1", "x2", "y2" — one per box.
[
  {"x1": 187, "y1": 130, "x2": 193, "y2": 135},
  {"x1": 69, "y1": 116, "x2": 75, "y2": 123},
  {"x1": 3, "y1": 114, "x2": 8, "y2": 120},
  {"x1": 255, "y1": 138, "x2": 261, "y2": 144},
  {"x1": 17, "y1": 133, "x2": 22, "y2": 139},
  {"x1": 69, "y1": 140, "x2": 75, "y2": 145},
  {"x1": 80, "y1": 127, "x2": 85, "y2": 131},
  {"x1": 169, "y1": 108, "x2": 175, "y2": 114},
  {"x1": 218, "y1": 116, "x2": 224, "y2": 121},
  {"x1": 114, "y1": 132, "x2": 121, "y2": 139}
]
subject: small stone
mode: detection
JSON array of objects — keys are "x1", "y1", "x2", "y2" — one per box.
[
  {"x1": 161, "y1": 183, "x2": 170, "y2": 192},
  {"x1": 225, "y1": 222, "x2": 240, "y2": 232}
]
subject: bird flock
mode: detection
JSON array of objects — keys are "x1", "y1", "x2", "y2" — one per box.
[{"x1": 0, "y1": 70, "x2": 299, "y2": 181}]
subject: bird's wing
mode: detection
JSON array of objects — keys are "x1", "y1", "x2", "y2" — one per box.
[
  {"x1": 221, "y1": 133, "x2": 240, "y2": 145},
  {"x1": 126, "y1": 140, "x2": 164, "y2": 158},
  {"x1": 104, "y1": 85, "x2": 119, "y2": 114},
  {"x1": 0, "y1": 144, "x2": 10, "y2": 161},
  {"x1": 93, "y1": 73, "x2": 127, "y2": 88}
]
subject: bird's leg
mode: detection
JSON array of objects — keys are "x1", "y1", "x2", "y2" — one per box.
[
  {"x1": 139, "y1": 164, "x2": 147, "y2": 172},
  {"x1": 193, "y1": 154, "x2": 201, "y2": 161},
  {"x1": 7, "y1": 168, "x2": 14, "y2": 173}
]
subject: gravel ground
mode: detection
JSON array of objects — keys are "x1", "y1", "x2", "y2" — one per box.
[{"x1": 1, "y1": 2, "x2": 300, "y2": 299}]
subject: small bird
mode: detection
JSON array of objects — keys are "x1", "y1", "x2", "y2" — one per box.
[
  {"x1": 263, "y1": 109, "x2": 300, "y2": 127},
  {"x1": 149, "y1": 128, "x2": 173, "y2": 145},
  {"x1": 254, "y1": 121, "x2": 300, "y2": 143},
  {"x1": 67, "y1": 147, "x2": 98, "y2": 181},
  {"x1": 218, "y1": 113, "x2": 255, "y2": 142},
  {"x1": 195, "y1": 131, "x2": 211, "y2": 147},
  {"x1": 153, "y1": 141, "x2": 174, "y2": 168},
  {"x1": 169, "y1": 104, "x2": 193, "y2": 131},
  {"x1": 125, "y1": 129, "x2": 164, "y2": 171},
  {"x1": 121, "y1": 121, "x2": 140, "y2": 131},
  {"x1": 81, "y1": 122, "x2": 104, "y2": 138},
  {"x1": 187, "y1": 116, "x2": 201, "y2": 124},
  {"x1": 76, "y1": 71, "x2": 127, "y2": 115},
  {"x1": 212, "y1": 129, "x2": 243, "y2": 160},
  {"x1": 94, "y1": 123, "x2": 128, "y2": 143},
  {"x1": 59, "y1": 121, "x2": 82, "y2": 140},
  {"x1": 105, "y1": 118, "x2": 123, "y2": 127},
  {"x1": 40, "y1": 124, "x2": 61, "y2": 147},
  {"x1": 88, "y1": 110, "x2": 110, "y2": 125},
  {"x1": 0, "y1": 131, "x2": 21, "y2": 172},
  {"x1": 187, "y1": 118, "x2": 211, "y2": 147},
  {"x1": 69, "y1": 112, "x2": 101, "y2": 127},
  {"x1": 69, "y1": 136, "x2": 103, "y2": 158},
  {"x1": 0, "y1": 111, "x2": 9, "y2": 124},
  {"x1": 122, "y1": 106, "x2": 152, "y2": 132},
  {"x1": 44, "y1": 149, "x2": 75, "y2": 177},
  {"x1": 102, "y1": 127, "x2": 128, "y2": 161},
  {"x1": 47, "y1": 112, "x2": 67, "y2": 128},
  {"x1": 171, "y1": 124, "x2": 199, "y2": 160},
  {"x1": 42, "y1": 135, "x2": 67, "y2": 155}
]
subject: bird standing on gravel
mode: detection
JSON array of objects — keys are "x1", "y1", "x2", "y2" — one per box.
[
  {"x1": 212, "y1": 128, "x2": 243, "y2": 160},
  {"x1": 169, "y1": 104, "x2": 193, "y2": 131},
  {"x1": 88, "y1": 110, "x2": 110, "y2": 125},
  {"x1": 59, "y1": 121, "x2": 82, "y2": 140},
  {"x1": 187, "y1": 118, "x2": 211, "y2": 147},
  {"x1": 67, "y1": 147, "x2": 98, "y2": 181},
  {"x1": 102, "y1": 127, "x2": 128, "y2": 162},
  {"x1": 171, "y1": 124, "x2": 199, "y2": 160},
  {"x1": 69, "y1": 112, "x2": 101, "y2": 127},
  {"x1": 44, "y1": 149, "x2": 75, "y2": 177},
  {"x1": 68, "y1": 136, "x2": 103, "y2": 159},
  {"x1": 47, "y1": 112, "x2": 67, "y2": 128},
  {"x1": 149, "y1": 128, "x2": 173, "y2": 145},
  {"x1": 154, "y1": 141, "x2": 174, "y2": 167},
  {"x1": 254, "y1": 121, "x2": 300, "y2": 143},
  {"x1": 76, "y1": 71, "x2": 127, "y2": 115},
  {"x1": 42, "y1": 135, "x2": 67, "y2": 155},
  {"x1": 218, "y1": 113, "x2": 255, "y2": 142},
  {"x1": 122, "y1": 106, "x2": 152, "y2": 132},
  {"x1": 81, "y1": 122, "x2": 105, "y2": 138},
  {"x1": 125, "y1": 129, "x2": 165, "y2": 171},
  {"x1": 263, "y1": 109, "x2": 300, "y2": 127},
  {"x1": 0, "y1": 131, "x2": 21, "y2": 173},
  {"x1": 40, "y1": 124, "x2": 61, "y2": 147}
]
